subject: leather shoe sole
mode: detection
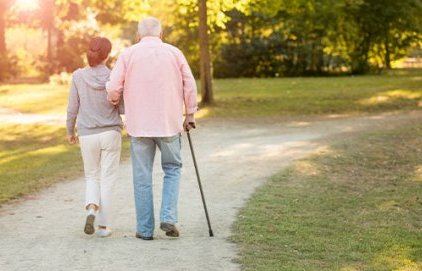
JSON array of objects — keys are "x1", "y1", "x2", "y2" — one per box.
[{"x1": 135, "y1": 232, "x2": 153, "y2": 240}]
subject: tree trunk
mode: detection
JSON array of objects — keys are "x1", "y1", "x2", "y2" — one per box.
[
  {"x1": 47, "y1": 25, "x2": 53, "y2": 74},
  {"x1": 43, "y1": 0, "x2": 55, "y2": 75},
  {"x1": 351, "y1": 33, "x2": 372, "y2": 74},
  {"x1": 198, "y1": 0, "x2": 214, "y2": 105},
  {"x1": 384, "y1": 29, "x2": 391, "y2": 69},
  {"x1": 56, "y1": 28, "x2": 64, "y2": 71},
  {"x1": 0, "y1": 1, "x2": 7, "y2": 55}
]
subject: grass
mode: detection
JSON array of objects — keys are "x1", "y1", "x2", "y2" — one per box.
[
  {"x1": 0, "y1": 84, "x2": 68, "y2": 115},
  {"x1": 0, "y1": 69, "x2": 421, "y2": 117},
  {"x1": 0, "y1": 124, "x2": 130, "y2": 205},
  {"x1": 232, "y1": 122, "x2": 422, "y2": 270},
  {"x1": 205, "y1": 70, "x2": 422, "y2": 117},
  {"x1": 0, "y1": 124, "x2": 82, "y2": 204}
]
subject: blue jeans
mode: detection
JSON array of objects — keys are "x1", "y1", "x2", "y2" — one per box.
[{"x1": 130, "y1": 134, "x2": 182, "y2": 237}]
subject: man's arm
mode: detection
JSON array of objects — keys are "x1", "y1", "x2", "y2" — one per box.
[
  {"x1": 179, "y1": 52, "x2": 198, "y2": 131},
  {"x1": 106, "y1": 53, "x2": 126, "y2": 104}
]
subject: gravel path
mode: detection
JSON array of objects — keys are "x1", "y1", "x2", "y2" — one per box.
[{"x1": 1, "y1": 111, "x2": 421, "y2": 271}]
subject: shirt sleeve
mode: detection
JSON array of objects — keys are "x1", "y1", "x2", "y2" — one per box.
[
  {"x1": 179, "y1": 52, "x2": 198, "y2": 115},
  {"x1": 106, "y1": 53, "x2": 126, "y2": 98},
  {"x1": 66, "y1": 75, "x2": 79, "y2": 136}
]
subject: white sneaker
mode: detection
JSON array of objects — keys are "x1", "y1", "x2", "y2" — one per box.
[{"x1": 96, "y1": 228, "x2": 112, "y2": 237}]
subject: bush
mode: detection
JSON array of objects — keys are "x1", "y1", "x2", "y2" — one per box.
[
  {"x1": 214, "y1": 36, "x2": 285, "y2": 78},
  {"x1": 49, "y1": 72, "x2": 72, "y2": 85},
  {"x1": 0, "y1": 53, "x2": 20, "y2": 81}
]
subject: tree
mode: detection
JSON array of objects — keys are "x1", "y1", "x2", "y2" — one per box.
[
  {"x1": 3, "y1": 0, "x2": 421, "y2": 80},
  {"x1": 216, "y1": 0, "x2": 346, "y2": 76},
  {"x1": 0, "y1": 0, "x2": 16, "y2": 80},
  {"x1": 0, "y1": 0, "x2": 8, "y2": 55},
  {"x1": 198, "y1": 0, "x2": 213, "y2": 105},
  {"x1": 44, "y1": 0, "x2": 55, "y2": 73},
  {"x1": 341, "y1": 0, "x2": 422, "y2": 73},
  {"x1": 373, "y1": 0, "x2": 422, "y2": 69}
]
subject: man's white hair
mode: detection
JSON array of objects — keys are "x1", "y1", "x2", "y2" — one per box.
[{"x1": 138, "y1": 17, "x2": 162, "y2": 37}]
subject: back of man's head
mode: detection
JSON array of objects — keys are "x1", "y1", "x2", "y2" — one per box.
[{"x1": 138, "y1": 17, "x2": 162, "y2": 38}]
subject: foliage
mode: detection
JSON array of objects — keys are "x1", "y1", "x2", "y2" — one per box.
[
  {"x1": 1, "y1": 0, "x2": 421, "y2": 78},
  {"x1": 0, "y1": 52, "x2": 20, "y2": 81},
  {"x1": 214, "y1": 34, "x2": 285, "y2": 77},
  {"x1": 216, "y1": 0, "x2": 422, "y2": 77},
  {"x1": 52, "y1": 10, "x2": 100, "y2": 73},
  {"x1": 341, "y1": 0, "x2": 422, "y2": 74}
]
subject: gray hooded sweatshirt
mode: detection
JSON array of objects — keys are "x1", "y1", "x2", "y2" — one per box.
[{"x1": 66, "y1": 64, "x2": 123, "y2": 136}]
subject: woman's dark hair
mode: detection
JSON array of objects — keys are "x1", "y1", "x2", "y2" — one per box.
[{"x1": 87, "y1": 37, "x2": 112, "y2": 67}]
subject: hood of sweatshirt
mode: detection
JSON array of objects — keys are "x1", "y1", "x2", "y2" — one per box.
[{"x1": 80, "y1": 65, "x2": 110, "y2": 91}]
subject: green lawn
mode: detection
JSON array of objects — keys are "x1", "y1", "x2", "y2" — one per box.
[
  {"x1": 232, "y1": 121, "x2": 422, "y2": 270},
  {"x1": 206, "y1": 70, "x2": 422, "y2": 117},
  {"x1": 0, "y1": 69, "x2": 421, "y2": 117}
]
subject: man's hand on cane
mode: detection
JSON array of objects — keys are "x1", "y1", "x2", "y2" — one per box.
[{"x1": 183, "y1": 114, "x2": 196, "y2": 131}]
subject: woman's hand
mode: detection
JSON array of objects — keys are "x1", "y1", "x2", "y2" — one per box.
[{"x1": 68, "y1": 135, "x2": 77, "y2": 145}]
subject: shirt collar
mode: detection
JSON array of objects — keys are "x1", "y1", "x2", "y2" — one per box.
[{"x1": 140, "y1": 36, "x2": 162, "y2": 43}]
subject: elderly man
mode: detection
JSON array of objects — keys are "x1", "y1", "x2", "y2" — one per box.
[{"x1": 106, "y1": 17, "x2": 198, "y2": 240}]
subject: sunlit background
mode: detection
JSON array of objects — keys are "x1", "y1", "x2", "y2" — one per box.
[
  {"x1": 0, "y1": 0, "x2": 421, "y2": 83},
  {"x1": 0, "y1": 2, "x2": 421, "y2": 270},
  {"x1": 13, "y1": 0, "x2": 40, "y2": 11}
]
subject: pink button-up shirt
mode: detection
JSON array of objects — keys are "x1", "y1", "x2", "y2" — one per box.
[{"x1": 106, "y1": 36, "x2": 198, "y2": 137}]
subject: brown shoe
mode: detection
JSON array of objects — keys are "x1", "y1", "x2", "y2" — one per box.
[
  {"x1": 135, "y1": 232, "x2": 154, "y2": 240},
  {"x1": 160, "y1": 222, "x2": 179, "y2": 237}
]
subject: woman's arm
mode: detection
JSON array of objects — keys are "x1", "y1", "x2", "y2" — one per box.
[{"x1": 66, "y1": 75, "x2": 80, "y2": 144}]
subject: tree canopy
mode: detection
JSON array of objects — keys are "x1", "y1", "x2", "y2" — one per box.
[{"x1": 0, "y1": 0, "x2": 421, "y2": 81}]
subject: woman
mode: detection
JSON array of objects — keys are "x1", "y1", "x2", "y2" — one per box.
[{"x1": 66, "y1": 37, "x2": 123, "y2": 237}]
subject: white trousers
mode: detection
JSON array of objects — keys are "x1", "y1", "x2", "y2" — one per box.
[{"x1": 79, "y1": 130, "x2": 121, "y2": 227}]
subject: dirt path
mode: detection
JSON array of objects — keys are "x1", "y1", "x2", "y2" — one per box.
[{"x1": 1, "y1": 111, "x2": 421, "y2": 271}]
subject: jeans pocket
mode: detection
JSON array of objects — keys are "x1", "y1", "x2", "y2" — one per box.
[{"x1": 161, "y1": 134, "x2": 180, "y2": 143}]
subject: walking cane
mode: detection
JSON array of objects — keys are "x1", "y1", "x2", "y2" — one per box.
[{"x1": 186, "y1": 123, "x2": 214, "y2": 237}]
